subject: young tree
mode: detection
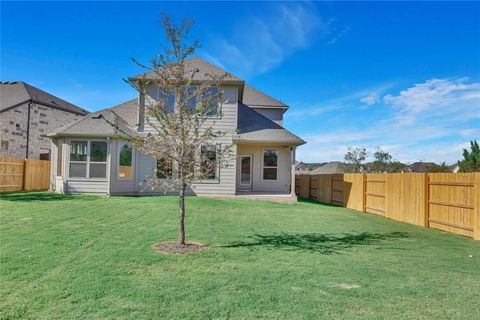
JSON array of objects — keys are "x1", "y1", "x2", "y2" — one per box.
[
  {"x1": 458, "y1": 140, "x2": 480, "y2": 172},
  {"x1": 108, "y1": 15, "x2": 233, "y2": 246},
  {"x1": 344, "y1": 147, "x2": 367, "y2": 173}
]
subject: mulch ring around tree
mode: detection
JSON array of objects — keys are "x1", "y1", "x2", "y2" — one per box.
[{"x1": 153, "y1": 241, "x2": 206, "y2": 254}]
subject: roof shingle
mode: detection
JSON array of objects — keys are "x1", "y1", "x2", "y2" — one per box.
[{"x1": 0, "y1": 81, "x2": 88, "y2": 115}]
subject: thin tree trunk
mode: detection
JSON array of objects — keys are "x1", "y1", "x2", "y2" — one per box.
[{"x1": 178, "y1": 183, "x2": 186, "y2": 245}]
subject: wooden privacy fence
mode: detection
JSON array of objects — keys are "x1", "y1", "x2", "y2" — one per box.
[
  {"x1": 295, "y1": 173, "x2": 480, "y2": 240},
  {"x1": 0, "y1": 157, "x2": 51, "y2": 192}
]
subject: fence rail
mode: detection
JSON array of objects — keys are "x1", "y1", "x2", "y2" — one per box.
[
  {"x1": 0, "y1": 157, "x2": 51, "y2": 192},
  {"x1": 295, "y1": 172, "x2": 480, "y2": 240}
]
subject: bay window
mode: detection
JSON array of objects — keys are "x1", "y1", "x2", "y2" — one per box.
[
  {"x1": 263, "y1": 149, "x2": 278, "y2": 180},
  {"x1": 69, "y1": 140, "x2": 108, "y2": 179}
]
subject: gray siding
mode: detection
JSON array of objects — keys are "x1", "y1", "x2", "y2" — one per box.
[
  {"x1": 65, "y1": 180, "x2": 109, "y2": 194},
  {"x1": 139, "y1": 85, "x2": 239, "y2": 195},
  {"x1": 251, "y1": 107, "x2": 284, "y2": 126},
  {"x1": 236, "y1": 145, "x2": 292, "y2": 193}
]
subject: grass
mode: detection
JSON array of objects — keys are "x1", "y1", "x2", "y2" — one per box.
[{"x1": 1, "y1": 191, "x2": 479, "y2": 319}]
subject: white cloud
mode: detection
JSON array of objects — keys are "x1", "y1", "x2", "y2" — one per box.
[
  {"x1": 294, "y1": 77, "x2": 480, "y2": 164},
  {"x1": 201, "y1": 3, "x2": 325, "y2": 78},
  {"x1": 360, "y1": 92, "x2": 380, "y2": 106},
  {"x1": 383, "y1": 78, "x2": 480, "y2": 125}
]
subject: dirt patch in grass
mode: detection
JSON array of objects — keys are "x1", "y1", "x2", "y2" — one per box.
[{"x1": 153, "y1": 241, "x2": 206, "y2": 254}]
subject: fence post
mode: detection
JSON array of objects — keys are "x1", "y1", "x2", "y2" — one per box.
[
  {"x1": 424, "y1": 173, "x2": 430, "y2": 228},
  {"x1": 22, "y1": 159, "x2": 27, "y2": 191},
  {"x1": 474, "y1": 173, "x2": 480, "y2": 240},
  {"x1": 362, "y1": 173, "x2": 367, "y2": 213}
]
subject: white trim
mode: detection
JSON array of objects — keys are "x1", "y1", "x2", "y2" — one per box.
[
  {"x1": 67, "y1": 139, "x2": 109, "y2": 181},
  {"x1": 261, "y1": 148, "x2": 278, "y2": 181},
  {"x1": 239, "y1": 155, "x2": 253, "y2": 187},
  {"x1": 117, "y1": 141, "x2": 134, "y2": 181},
  {"x1": 196, "y1": 144, "x2": 220, "y2": 183}
]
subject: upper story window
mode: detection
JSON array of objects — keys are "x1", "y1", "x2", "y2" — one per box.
[
  {"x1": 159, "y1": 89, "x2": 175, "y2": 113},
  {"x1": 263, "y1": 149, "x2": 278, "y2": 180},
  {"x1": 158, "y1": 86, "x2": 220, "y2": 116},
  {"x1": 69, "y1": 140, "x2": 107, "y2": 179},
  {"x1": 118, "y1": 142, "x2": 133, "y2": 179},
  {"x1": 201, "y1": 87, "x2": 220, "y2": 117}
]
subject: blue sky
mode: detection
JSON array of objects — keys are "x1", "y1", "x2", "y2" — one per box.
[{"x1": 2, "y1": 1, "x2": 479, "y2": 164}]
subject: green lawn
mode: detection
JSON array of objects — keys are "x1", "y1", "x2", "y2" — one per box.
[{"x1": 1, "y1": 192, "x2": 479, "y2": 319}]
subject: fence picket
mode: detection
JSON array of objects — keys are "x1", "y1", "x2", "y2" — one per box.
[{"x1": 296, "y1": 172, "x2": 479, "y2": 240}]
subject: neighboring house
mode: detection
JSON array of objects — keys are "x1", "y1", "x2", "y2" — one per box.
[
  {"x1": 48, "y1": 58, "x2": 306, "y2": 197},
  {"x1": 449, "y1": 163, "x2": 460, "y2": 173},
  {"x1": 0, "y1": 81, "x2": 88, "y2": 159},
  {"x1": 295, "y1": 161, "x2": 310, "y2": 175},
  {"x1": 310, "y1": 161, "x2": 349, "y2": 174},
  {"x1": 402, "y1": 162, "x2": 437, "y2": 173}
]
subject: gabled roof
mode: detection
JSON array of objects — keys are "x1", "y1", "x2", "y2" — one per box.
[
  {"x1": 133, "y1": 57, "x2": 242, "y2": 83},
  {"x1": 0, "y1": 81, "x2": 89, "y2": 115},
  {"x1": 234, "y1": 103, "x2": 305, "y2": 145},
  {"x1": 48, "y1": 105, "x2": 137, "y2": 138},
  {"x1": 243, "y1": 84, "x2": 288, "y2": 108},
  {"x1": 310, "y1": 162, "x2": 349, "y2": 174},
  {"x1": 133, "y1": 57, "x2": 287, "y2": 109}
]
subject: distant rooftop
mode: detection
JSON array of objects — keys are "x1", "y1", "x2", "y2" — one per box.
[{"x1": 0, "y1": 81, "x2": 89, "y2": 115}]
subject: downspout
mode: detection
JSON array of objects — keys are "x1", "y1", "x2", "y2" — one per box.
[{"x1": 25, "y1": 100, "x2": 32, "y2": 158}]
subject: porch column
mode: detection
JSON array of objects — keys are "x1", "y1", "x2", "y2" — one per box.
[{"x1": 290, "y1": 147, "x2": 296, "y2": 196}]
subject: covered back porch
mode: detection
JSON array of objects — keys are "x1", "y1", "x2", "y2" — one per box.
[{"x1": 234, "y1": 142, "x2": 297, "y2": 201}]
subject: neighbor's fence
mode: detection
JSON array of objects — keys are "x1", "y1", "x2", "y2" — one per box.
[
  {"x1": 295, "y1": 173, "x2": 480, "y2": 240},
  {"x1": 0, "y1": 157, "x2": 51, "y2": 192}
]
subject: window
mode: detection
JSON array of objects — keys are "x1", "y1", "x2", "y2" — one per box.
[
  {"x1": 202, "y1": 87, "x2": 220, "y2": 116},
  {"x1": 39, "y1": 150, "x2": 50, "y2": 160},
  {"x1": 200, "y1": 145, "x2": 217, "y2": 180},
  {"x1": 159, "y1": 89, "x2": 175, "y2": 113},
  {"x1": 186, "y1": 86, "x2": 197, "y2": 112},
  {"x1": 69, "y1": 141, "x2": 87, "y2": 177},
  {"x1": 156, "y1": 157, "x2": 173, "y2": 179},
  {"x1": 1, "y1": 140, "x2": 8, "y2": 151},
  {"x1": 263, "y1": 149, "x2": 278, "y2": 180},
  {"x1": 118, "y1": 142, "x2": 133, "y2": 179},
  {"x1": 69, "y1": 140, "x2": 107, "y2": 179}
]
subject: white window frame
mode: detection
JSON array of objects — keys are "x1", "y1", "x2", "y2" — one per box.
[
  {"x1": 262, "y1": 148, "x2": 278, "y2": 181},
  {"x1": 67, "y1": 139, "x2": 109, "y2": 181},
  {"x1": 158, "y1": 86, "x2": 222, "y2": 119},
  {"x1": 117, "y1": 141, "x2": 134, "y2": 181},
  {"x1": 239, "y1": 155, "x2": 253, "y2": 186},
  {"x1": 196, "y1": 144, "x2": 220, "y2": 183}
]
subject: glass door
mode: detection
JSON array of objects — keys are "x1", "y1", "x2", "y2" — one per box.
[{"x1": 239, "y1": 155, "x2": 252, "y2": 190}]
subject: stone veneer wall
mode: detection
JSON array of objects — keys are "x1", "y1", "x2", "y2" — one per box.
[{"x1": 0, "y1": 103, "x2": 84, "y2": 159}]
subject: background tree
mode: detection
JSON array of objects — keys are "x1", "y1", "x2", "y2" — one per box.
[
  {"x1": 344, "y1": 147, "x2": 367, "y2": 173},
  {"x1": 368, "y1": 148, "x2": 405, "y2": 173},
  {"x1": 109, "y1": 15, "x2": 233, "y2": 246},
  {"x1": 458, "y1": 140, "x2": 480, "y2": 172}
]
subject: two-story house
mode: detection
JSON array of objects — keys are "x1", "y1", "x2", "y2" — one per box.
[
  {"x1": 48, "y1": 58, "x2": 305, "y2": 200},
  {"x1": 0, "y1": 81, "x2": 88, "y2": 159}
]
